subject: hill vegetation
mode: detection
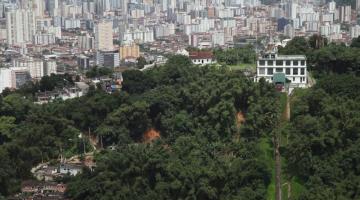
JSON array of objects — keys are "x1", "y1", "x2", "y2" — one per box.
[{"x1": 1, "y1": 35, "x2": 360, "y2": 199}]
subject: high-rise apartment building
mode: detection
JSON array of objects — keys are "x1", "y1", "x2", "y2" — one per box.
[
  {"x1": 0, "y1": 67, "x2": 31, "y2": 92},
  {"x1": 32, "y1": 0, "x2": 45, "y2": 18},
  {"x1": 12, "y1": 57, "x2": 44, "y2": 79},
  {"x1": 95, "y1": 20, "x2": 113, "y2": 51},
  {"x1": 6, "y1": 9, "x2": 36, "y2": 46},
  {"x1": 339, "y1": 5, "x2": 351, "y2": 23},
  {"x1": 46, "y1": 0, "x2": 59, "y2": 16},
  {"x1": 329, "y1": 1, "x2": 336, "y2": 13},
  {"x1": 119, "y1": 42, "x2": 140, "y2": 59}
]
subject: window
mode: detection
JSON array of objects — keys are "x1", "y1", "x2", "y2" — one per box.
[
  {"x1": 259, "y1": 68, "x2": 265, "y2": 75},
  {"x1": 268, "y1": 68, "x2": 273, "y2": 75},
  {"x1": 293, "y1": 68, "x2": 298, "y2": 75},
  {"x1": 301, "y1": 60, "x2": 305, "y2": 66},
  {"x1": 276, "y1": 60, "x2": 283, "y2": 66},
  {"x1": 259, "y1": 60, "x2": 265, "y2": 65},
  {"x1": 286, "y1": 60, "x2": 291, "y2": 66},
  {"x1": 285, "y1": 68, "x2": 291, "y2": 75},
  {"x1": 267, "y1": 60, "x2": 273, "y2": 66},
  {"x1": 301, "y1": 68, "x2": 305, "y2": 75},
  {"x1": 293, "y1": 60, "x2": 298, "y2": 65},
  {"x1": 276, "y1": 68, "x2": 283, "y2": 73}
]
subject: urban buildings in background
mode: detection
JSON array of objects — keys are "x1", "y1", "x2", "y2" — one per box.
[{"x1": 1, "y1": 0, "x2": 360, "y2": 91}]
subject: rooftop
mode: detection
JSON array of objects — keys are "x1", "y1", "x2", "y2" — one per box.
[
  {"x1": 259, "y1": 53, "x2": 306, "y2": 60},
  {"x1": 189, "y1": 51, "x2": 214, "y2": 59}
]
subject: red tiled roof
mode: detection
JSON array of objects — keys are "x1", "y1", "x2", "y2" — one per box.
[{"x1": 189, "y1": 51, "x2": 213, "y2": 59}]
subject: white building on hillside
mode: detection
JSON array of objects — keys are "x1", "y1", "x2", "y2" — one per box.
[{"x1": 255, "y1": 53, "x2": 307, "y2": 88}]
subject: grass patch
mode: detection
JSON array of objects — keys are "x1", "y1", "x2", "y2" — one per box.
[
  {"x1": 258, "y1": 138, "x2": 276, "y2": 200},
  {"x1": 282, "y1": 177, "x2": 306, "y2": 199}
]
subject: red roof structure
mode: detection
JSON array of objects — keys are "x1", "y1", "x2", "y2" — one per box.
[{"x1": 189, "y1": 51, "x2": 214, "y2": 59}]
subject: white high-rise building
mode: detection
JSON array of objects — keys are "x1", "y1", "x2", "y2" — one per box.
[
  {"x1": 6, "y1": 9, "x2": 36, "y2": 46},
  {"x1": 13, "y1": 57, "x2": 44, "y2": 79},
  {"x1": 47, "y1": 0, "x2": 59, "y2": 16},
  {"x1": 339, "y1": 6, "x2": 351, "y2": 23},
  {"x1": 32, "y1": 0, "x2": 45, "y2": 18},
  {"x1": 350, "y1": 25, "x2": 360, "y2": 38},
  {"x1": 0, "y1": 68, "x2": 12, "y2": 93},
  {"x1": 95, "y1": 20, "x2": 114, "y2": 51},
  {"x1": 329, "y1": 1, "x2": 336, "y2": 13},
  {"x1": 0, "y1": 67, "x2": 31, "y2": 92},
  {"x1": 44, "y1": 59, "x2": 57, "y2": 76}
]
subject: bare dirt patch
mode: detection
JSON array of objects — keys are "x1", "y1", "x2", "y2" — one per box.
[{"x1": 143, "y1": 128, "x2": 161, "y2": 143}]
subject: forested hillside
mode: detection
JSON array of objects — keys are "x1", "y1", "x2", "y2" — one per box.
[
  {"x1": 2, "y1": 36, "x2": 360, "y2": 199},
  {"x1": 0, "y1": 55, "x2": 282, "y2": 199},
  {"x1": 278, "y1": 36, "x2": 360, "y2": 200},
  {"x1": 65, "y1": 56, "x2": 283, "y2": 199},
  {"x1": 285, "y1": 75, "x2": 360, "y2": 199}
]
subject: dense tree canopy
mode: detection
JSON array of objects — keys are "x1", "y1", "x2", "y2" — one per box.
[
  {"x1": 279, "y1": 35, "x2": 360, "y2": 76},
  {"x1": 285, "y1": 75, "x2": 360, "y2": 200},
  {"x1": 0, "y1": 55, "x2": 282, "y2": 199},
  {"x1": 64, "y1": 55, "x2": 282, "y2": 199},
  {"x1": 214, "y1": 46, "x2": 256, "y2": 65},
  {"x1": 2, "y1": 40, "x2": 360, "y2": 199}
]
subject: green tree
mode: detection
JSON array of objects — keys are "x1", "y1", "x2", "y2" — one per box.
[{"x1": 136, "y1": 56, "x2": 147, "y2": 69}]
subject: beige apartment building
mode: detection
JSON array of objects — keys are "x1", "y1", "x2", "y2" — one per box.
[
  {"x1": 119, "y1": 42, "x2": 140, "y2": 59},
  {"x1": 95, "y1": 20, "x2": 113, "y2": 51}
]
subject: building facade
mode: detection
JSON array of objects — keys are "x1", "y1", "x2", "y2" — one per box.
[
  {"x1": 119, "y1": 42, "x2": 140, "y2": 59},
  {"x1": 12, "y1": 57, "x2": 44, "y2": 79},
  {"x1": 256, "y1": 53, "x2": 307, "y2": 88},
  {"x1": 6, "y1": 9, "x2": 36, "y2": 46},
  {"x1": 95, "y1": 20, "x2": 113, "y2": 51},
  {"x1": 96, "y1": 50, "x2": 120, "y2": 68}
]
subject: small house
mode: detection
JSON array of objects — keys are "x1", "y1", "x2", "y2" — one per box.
[{"x1": 189, "y1": 51, "x2": 215, "y2": 65}]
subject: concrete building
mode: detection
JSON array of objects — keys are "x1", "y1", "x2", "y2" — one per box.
[
  {"x1": 6, "y1": 9, "x2": 36, "y2": 45},
  {"x1": 95, "y1": 20, "x2": 113, "y2": 51},
  {"x1": 256, "y1": 53, "x2": 307, "y2": 88},
  {"x1": 33, "y1": 33, "x2": 56, "y2": 45},
  {"x1": 44, "y1": 59, "x2": 57, "y2": 76},
  {"x1": 96, "y1": 50, "x2": 120, "y2": 68},
  {"x1": 77, "y1": 34, "x2": 95, "y2": 50},
  {"x1": 339, "y1": 6, "x2": 351, "y2": 23},
  {"x1": 0, "y1": 67, "x2": 31, "y2": 92},
  {"x1": 11, "y1": 67, "x2": 31, "y2": 89},
  {"x1": 350, "y1": 25, "x2": 360, "y2": 38},
  {"x1": 329, "y1": 1, "x2": 336, "y2": 13},
  {"x1": 47, "y1": 0, "x2": 59, "y2": 16},
  {"x1": 12, "y1": 57, "x2": 44, "y2": 79},
  {"x1": 32, "y1": 0, "x2": 45, "y2": 18},
  {"x1": 119, "y1": 42, "x2": 140, "y2": 59},
  {"x1": 63, "y1": 18, "x2": 81, "y2": 29},
  {"x1": 77, "y1": 55, "x2": 90, "y2": 70},
  {"x1": 0, "y1": 68, "x2": 12, "y2": 92}
]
